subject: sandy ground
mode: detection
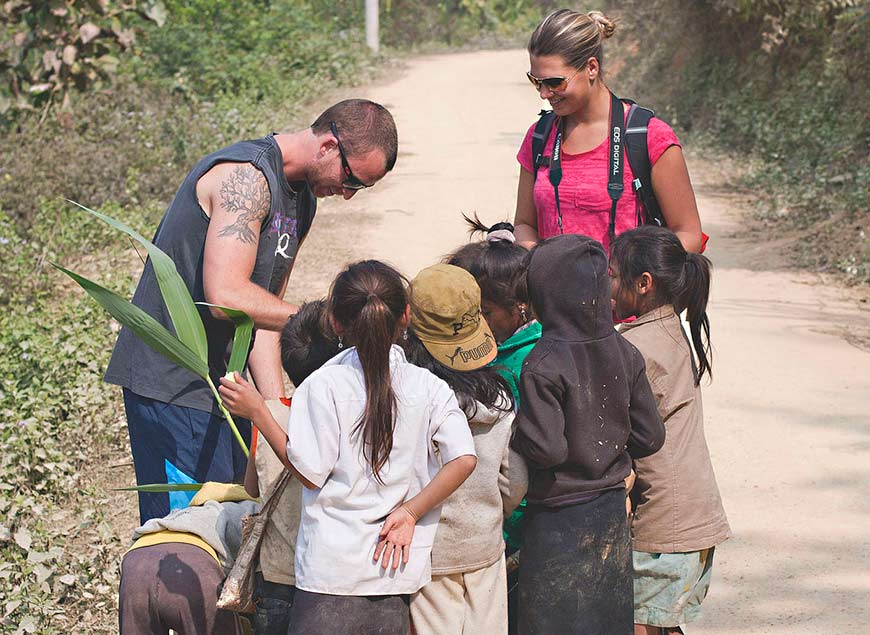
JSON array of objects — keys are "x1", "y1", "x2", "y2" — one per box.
[
  {"x1": 287, "y1": 49, "x2": 870, "y2": 634},
  {"x1": 102, "y1": 49, "x2": 869, "y2": 633}
]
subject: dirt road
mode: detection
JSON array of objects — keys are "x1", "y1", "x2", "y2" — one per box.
[{"x1": 289, "y1": 49, "x2": 870, "y2": 634}]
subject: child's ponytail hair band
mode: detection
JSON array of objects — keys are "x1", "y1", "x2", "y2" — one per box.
[
  {"x1": 486, "y1": 221, "x2": 516, "y2": 244},
  {"x1": 487, "y1": 229, "x2": 516, "y2": 243}
]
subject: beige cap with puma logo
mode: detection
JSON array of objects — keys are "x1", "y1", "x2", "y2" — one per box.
[{"x1": 409, "y1": 264, "x2": 497, "y2": 371}]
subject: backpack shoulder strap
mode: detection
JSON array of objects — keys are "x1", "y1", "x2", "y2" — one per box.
[
  {"x1": 624, "y1": 103, "x2": 666, "y2": 227},
  {"x1": 531, "y1": 110, "x2": 557, "y2": 179}
]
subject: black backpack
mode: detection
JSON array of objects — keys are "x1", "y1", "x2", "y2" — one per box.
[{"x1": 530, "y1": 98, "x2": 666, "y2": 230}]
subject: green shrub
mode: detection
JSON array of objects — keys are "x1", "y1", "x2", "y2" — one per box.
[
  {"x1": 0, "y1": 0, "x2": 166, "y2": 124},
  {"x1": 0, "y1": 201, "x2": 136, "y2": 633},
  {"x1": 606, "y1": 0, "x2": 869, "y2": 282},
  {"x1": 377, "y1": 0, "x2": 549, "y2": 47},
  {"x1": 136, "y1": 0, "x2": 374, "y2": 99}
]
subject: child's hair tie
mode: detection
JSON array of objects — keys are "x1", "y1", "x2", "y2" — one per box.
[
  {"x1": 400, "y1": 504, "x2": 419, "y2": 522},
  {"x1": 487, "y1": 229, "x2": 516, "y2": 243}
]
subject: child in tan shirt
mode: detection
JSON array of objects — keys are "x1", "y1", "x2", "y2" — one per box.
[
  {"x1": 405, "y1": 264, "x2": 528, "y2": 635},
  {"x1": 611, "y1": 226, "x2": 730, "y2": 635}
]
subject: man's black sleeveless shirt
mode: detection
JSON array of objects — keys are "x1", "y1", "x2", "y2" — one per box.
[{"x1": 105, "y1": 134, "x2": 316, "y2": 412}]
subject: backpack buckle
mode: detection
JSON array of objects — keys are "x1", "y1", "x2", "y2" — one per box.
[{"x1": 633, "y1": 178, "x2": 642, "y2": 191}]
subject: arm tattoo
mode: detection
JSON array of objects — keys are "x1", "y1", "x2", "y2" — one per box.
[{"x1": 217, "y1": 165, "x2": 271, "y2": 244}]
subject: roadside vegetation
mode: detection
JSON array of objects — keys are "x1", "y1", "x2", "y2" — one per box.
[
  {"x1": 1, "y1": 1, "x2": 866, "y2": 632},
  {"x1": 0, "y1": 2, "x2": 551, "y2": 632},
  {"x1": 605, "y1": 0, "x2": 868, "y2": 283}
]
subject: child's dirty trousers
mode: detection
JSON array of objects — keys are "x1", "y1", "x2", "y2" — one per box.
[
  {"x1": 410, "y1": 555, "x2": 508, "y2": 634},
  {"x1": 518, "y1": 488, "x2": 633, "y2": 635}
]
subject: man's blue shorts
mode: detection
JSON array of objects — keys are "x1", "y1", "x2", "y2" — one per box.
[{"x1": 123, "y1": 388, "x2": 251, "y2": 523}]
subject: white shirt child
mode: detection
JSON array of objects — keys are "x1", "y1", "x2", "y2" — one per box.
[{"x1": 286, "y1": 345, "x2": 476, "y2": 596}]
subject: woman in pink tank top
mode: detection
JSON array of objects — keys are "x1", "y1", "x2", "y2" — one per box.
[{"x1": 514, "y1": 9, "x2": 704, "y2": 254}]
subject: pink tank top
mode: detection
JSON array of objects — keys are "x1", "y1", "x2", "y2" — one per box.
[{"x1": 517, "y1": 111, "x2": 680, "y2": 252}]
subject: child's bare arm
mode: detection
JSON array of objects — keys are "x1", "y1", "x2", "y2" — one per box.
[
  {"x1": 373, "y1": 454, "x2": 477, "y2": 571},
  {"x1": 404, "y1": 453, "x2": 477, "y2": 522},
  {"x1": 243, "y1": 438, "x2": 260, "y2": 498},
  {"x1": 623, "y1": 468, "x2": 636, "y2": 517},
  {"x1": 219, "y1": 373, "x2": 317, "y2": 489},
  {"x1": 624, "y1": 468, "x2": 636, "y2": 492}
]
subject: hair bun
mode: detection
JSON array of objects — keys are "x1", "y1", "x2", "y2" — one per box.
[{"x1": 587, "y1": 10, "x2": 616, "y2": 39}]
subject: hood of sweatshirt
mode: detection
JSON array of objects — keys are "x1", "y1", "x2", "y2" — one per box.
[
  {"x1": 133, "y1": 499, "x2": 261, "y2": 570},
  {"x1": 464, "y1": 395, "x2": 512, "y2": 426},
  {"x1": 527, "y1": 235, "x2": 613, "y2": 342}
]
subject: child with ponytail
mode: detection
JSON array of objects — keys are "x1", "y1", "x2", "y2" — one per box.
[
  {"x1": 610, "y1": 226, "x2": 731, "y2": 635},
  {"x1": 446, "y1": 214, "x2": 539, "y2": 633},
  {"x1": 447, "y1": 214, "x2": 540, "y2": 404},
  {"x1": 219, "y1": 260, "x2": 477, "y2": 634}
]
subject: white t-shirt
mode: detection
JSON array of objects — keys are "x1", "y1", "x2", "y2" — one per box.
[{"x1": 286, "y1": 345, "x2": 476, "y2": 596}]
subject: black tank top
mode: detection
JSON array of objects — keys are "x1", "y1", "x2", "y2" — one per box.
[{"x1": 105, "y1": 134, "x2": 316, "y2": 411}]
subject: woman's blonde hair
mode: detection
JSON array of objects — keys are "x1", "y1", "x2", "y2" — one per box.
[{"x1": 528, "y1": 9, "x2": 617, "y2": 76}]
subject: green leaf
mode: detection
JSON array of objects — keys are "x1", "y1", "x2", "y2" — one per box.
[
  {"x1": 145, "y1": 1, "x2": 169, "y2": 27},
  {"x1": 65, "y1": 201, "x2": 209, "y2": 367},
  {"x1": 51, "y1": 263, "x2": 209, "y2": 378},
  {"x1": 13, "y1": 529, "x2": 31, "y2": 552},
  {"x1": 4, "y1": 599, "x2": 21, "y2": 618},
  {"x1": 18, "y1": 615, "x2": 37, "y2": 634},
  {"x1": 32, "y1": 563, "x2": 52, "y2": 584},
  {"x1": 95, "y1": 54, "x2": 120, "y2": 74},
  {"x1": 114, "y1": 483, "x2": 204, "y2": 493},
  {"x1": 196, "y1": 303, "x2": 253, "y2": 374}
]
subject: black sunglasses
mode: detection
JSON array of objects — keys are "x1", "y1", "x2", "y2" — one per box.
[
  {"x1": 526, "y1": 70, "x2": 579, "y2": 92},
  {"x1": 330, "y1": 122, "x2": 369, "y2": 191}
]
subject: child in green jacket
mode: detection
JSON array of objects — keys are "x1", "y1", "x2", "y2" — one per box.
[
  {"x1": 447, "y1": 214, "x2": 540, "y2": 634},
  {"x1": 447, "y1": 214, "x2": 541, "y2": 406}
]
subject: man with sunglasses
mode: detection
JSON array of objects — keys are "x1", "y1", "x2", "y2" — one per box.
[{"x1": 105, "y1": 98, "x2": 398, "y2": 525}]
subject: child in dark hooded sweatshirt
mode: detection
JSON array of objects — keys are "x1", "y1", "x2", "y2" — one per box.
[{"x1": 511, "y1": 234, "x2": 666, "y2": 635}]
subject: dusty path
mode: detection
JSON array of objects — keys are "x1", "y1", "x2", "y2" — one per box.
[{"x1": 289, "y1": 49, "x2": 870, "y2": 634}]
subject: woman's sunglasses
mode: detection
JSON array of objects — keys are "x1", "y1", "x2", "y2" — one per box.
[
  {"x1": 526, "y1": 70, "x2": 579, "y2": 92},
  {"x1": 330, "y1": 121, "x2": 369, "y2": 191}
]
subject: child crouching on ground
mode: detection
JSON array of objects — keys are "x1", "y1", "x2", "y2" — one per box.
[
  {"x1": 610, "y1": 226, "x2": 731, "y2": 635},
  {"x1": 119, "y1": 483, "x2": 259, "y2": 634},
  {"x1": 404, "y1": 264, "x2": 528, "y2": 635},
  {"x1": 511, "y1": 234, "x2": 666, "y2": 635},
  {"x1": 220, "y1": 260, "x2": 477, "y2": 634},
  {"x1": 241, "y1": 299, "x2": 340, "y2": 634}
]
